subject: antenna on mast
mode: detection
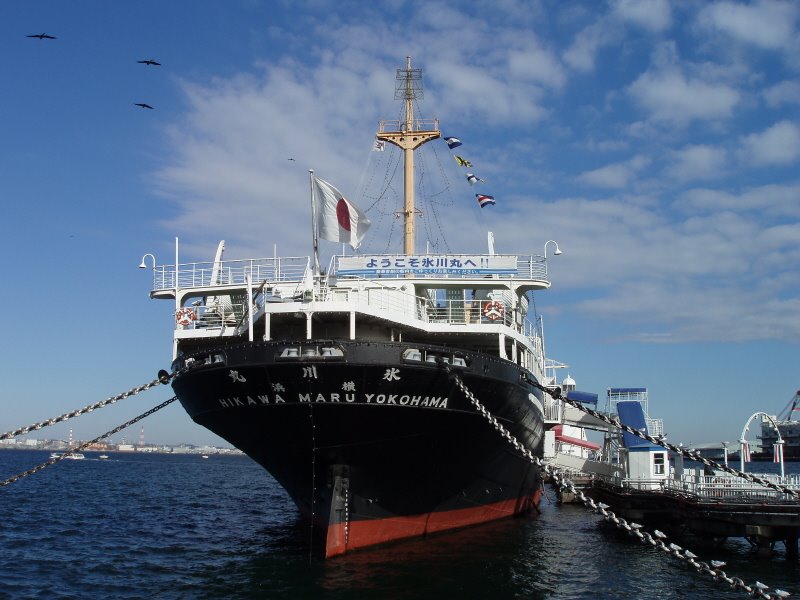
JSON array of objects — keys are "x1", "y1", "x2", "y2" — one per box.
[{"x1": 395, "y1": 57, "x2": 424, "y2": 103}]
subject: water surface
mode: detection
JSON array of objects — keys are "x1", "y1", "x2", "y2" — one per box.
[{"x1": 1, "y1": 450, "x2": 796, "y2": 599}]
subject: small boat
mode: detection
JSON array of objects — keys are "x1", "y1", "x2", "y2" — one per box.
[
  {"x1": 201, "y1": 455, "x2": 209, "y2": 459},
  {"x1": 98, "y1": 454, "x2": 109, "y2": 460},
  {"x1": 50, "y1": 452, "x2": 86, "y2": 460}
]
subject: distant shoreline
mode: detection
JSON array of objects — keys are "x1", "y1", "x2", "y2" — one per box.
[{"x1": 0, "y1": 445, "x2": 242, "y2": 456}]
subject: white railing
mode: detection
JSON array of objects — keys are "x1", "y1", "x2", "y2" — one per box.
[
  {"x1": 174, "y1": 288, "x2": 546, "y2": 349},
  {"x1": 379, "y1": 118, "x2": 439, "y2": 132},
  {"x1": 149, "y1": 257, "x2": 310, "y2": 293},
  {"x1": 555, "y1": 440, "x2": 599, "y2": 460},
  {"x1": 176, "y1": 303, "x2": 245, "y2": 331},
  {"x1": 419, "y1": 298, "x2": 512, "y2": 326},
  {"x1": 544, "y1": 396, "x2": 562, "y2": 422},
  {"x1": 312, "y1": 279, "x2": 415, "y2": 317},
  {"x1": 608, "y1": 472, "x2": 800, "y2": 501},
  {"x1": 150, "y1": 254, "x2": 551, "y2": 294}
]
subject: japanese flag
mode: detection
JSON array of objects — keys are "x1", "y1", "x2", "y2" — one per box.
[{"x1": 313, "y1": 176, "x2": 371, "y2": 249}]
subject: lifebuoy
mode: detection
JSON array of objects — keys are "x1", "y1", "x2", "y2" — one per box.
[
  {"x1": 176, "y1": 307, "x2": 196, "y2": 326},
  {"x1": 482, "y1": 300, "x2": 504, "y2": 321}
]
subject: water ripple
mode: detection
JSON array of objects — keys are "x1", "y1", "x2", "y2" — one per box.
[{"x1": 1, "y1": 450, "x2": 797, "y2": 599}]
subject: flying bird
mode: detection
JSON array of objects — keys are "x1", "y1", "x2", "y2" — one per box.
[
  {"x1": 134, "y1": 103, "x2": 154, "y2": 109},
  {"x1": 137, "y1": 59, "x2": 161, "y2": 66},
  {"x1": 27, "y1": 33, "x2": 56, "y2": 39}
]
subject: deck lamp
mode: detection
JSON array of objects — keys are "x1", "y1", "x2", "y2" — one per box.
[
  {"x1": 544, "y1": 240, "x2": 562, "y2": 258},
  {"x1": 139, "y1": 253, "x2": 156, "y2": 269}
]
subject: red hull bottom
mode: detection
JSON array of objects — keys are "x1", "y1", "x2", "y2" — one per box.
[{"x1": 325, "y1": 489, "x2": 542, "y2": 557}]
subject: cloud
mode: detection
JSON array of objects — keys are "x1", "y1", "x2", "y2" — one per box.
[
  {"x1": 666, "y1": 144, "x2": 728, "y2": 183},
  {"x1": 763, "y1": 81, "x2": 800, "y2": 108},
  {"x1": 675, "y1": 184, "x2": 800, "y2": 219},
  {"x1": 612, "y1": 0, "x2": 672, "y2": 32},
  {"x1": 563, "y1": 0, "x2": 671, "y2": 72},
  {"x1": 506, "y1": 40, "x2": 567, "y2": 89},
  {"x1": 491, "y1": 182, "x2": 800, "y2": 344},
  {"x1": 628, "y1": 67, "x2": 740, "y2": 124},
  {"x1": 428, "y1": 60, "x2": 549, "y2": 124},
  {"x1": 739, "y1": 120, "x2": 800, "y2": 166},
  {"x1": 146, "y1": 3, "x2": 800, "y2": 347},
  {"x1": 563, "y1": 18, "x2": 621, "y2": 72},
  {"x1": 698, "y1": 0, "x2": 799, "y2": 51},
  {"x1": 577, "y1": 155, "x2": 650, "y2": 188},
  {"x1": 556, "y1": 203, "x2": 800, "y2": 342},
  {"x1": 153, "y1": 62, "x2": 381, "y2": 258}
]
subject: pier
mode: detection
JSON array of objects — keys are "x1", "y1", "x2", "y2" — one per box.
[
  {"x1": 586, "y1": 470, "x2": 800, "y2": 556},
  {"x1": 543, "y1": 385, "x2": 800, "y2": 558}
]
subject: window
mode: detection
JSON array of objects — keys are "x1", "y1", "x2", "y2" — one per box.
[{"x1": 653, "y1": 452, "x2": 665, "y2": 475}]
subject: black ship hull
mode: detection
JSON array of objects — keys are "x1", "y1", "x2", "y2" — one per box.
[{"x1": 171, "y1": 340, "x2": 545, "y2": 557}]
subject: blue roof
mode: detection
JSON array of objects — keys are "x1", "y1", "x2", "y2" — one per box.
[
  {"x1": 616, "y1": 401, "x2": 661, "y2": 451},
  {"x1": 565, "y1": 390, "x2": 598, "y2": 406}
]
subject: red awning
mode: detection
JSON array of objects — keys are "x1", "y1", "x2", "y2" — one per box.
[{"x1": 552, "y1": 425, "x2": 601, "y2": 451}]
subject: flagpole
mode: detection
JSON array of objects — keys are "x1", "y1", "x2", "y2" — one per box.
[{"x1": 309, "y1": 169, "x2": 320, "y2": 277}]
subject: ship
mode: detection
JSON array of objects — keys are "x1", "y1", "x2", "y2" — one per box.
[
  {"x1": 143, "y1": 57, "x2": 560, "y2": 557},
  {"x1": 756, "y1": 390, "x2": 800, "y2": 461}
]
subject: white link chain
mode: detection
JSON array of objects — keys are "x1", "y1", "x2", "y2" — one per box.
[
  {"x1": 448, "y1": 369, "x2": 791, "y2": 599},
  {"x1": 1, "y1": 396, "x2": 177, "y2": 487},
  {"x1": 1, "y1": 369, "x2": 175, "y2": 441}
]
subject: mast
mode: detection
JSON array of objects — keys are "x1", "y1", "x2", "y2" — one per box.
[
  {"x1": 309, "y1": 169, "x2": 320, "y2": 276},
  {"x1": 376, "y1": 56, "x2": 440, "y2": 255}
]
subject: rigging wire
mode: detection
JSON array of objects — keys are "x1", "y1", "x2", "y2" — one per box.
[
  {"x1": 360, "y1": 144, "x2": 403, "y2": 254},
  {"x1": 360, "y1": 95, "x2": 493, "y2": 255},
  {"x1": 419, "y1": 142, "x2": 455, "y2": 254}
]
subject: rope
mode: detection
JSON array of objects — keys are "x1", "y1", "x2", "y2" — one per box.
[
  {"x1": 1, "y1": 396, "x2": 178, "y2": 487},
  {"x1": 444, "y1": 364, "x2": 791, "y2": 599},
  {"x1": 0, "y1": 369, "x2": 173, "y2": 441}
]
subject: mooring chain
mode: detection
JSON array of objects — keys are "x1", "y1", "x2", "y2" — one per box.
[
  {"x1": 451, "y1": 374, "x2": 540, "y2": 465},
  {"x1": 525, "y1": 378, "x2": 800, "y2": 499},
  {"x1": 548, "y1": 471, "x2": 789, "y2": 599},
  {"x1": 1, "y1": 396, "x2": 178, "y2": 487},
  {"x1": 1, "y1": 368, "x2": 181, "y2": 442},
  {"x1": 445, "y1": 367, "x2": 790, "y2": 600}
]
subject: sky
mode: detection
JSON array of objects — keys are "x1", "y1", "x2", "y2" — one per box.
[{"x1": 1, "y1": 0, "x2": 798, "y2": 450}]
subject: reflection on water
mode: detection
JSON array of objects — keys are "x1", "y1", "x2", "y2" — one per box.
[{"x1": 231, "y1": 493, "x2": 798, "y2": 600}]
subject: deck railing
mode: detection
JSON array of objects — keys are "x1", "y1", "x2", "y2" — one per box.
[
  {"x1": 610, "y1": 472, "x2": 800, "y2": 501},
  {"x1": 149, "y1": 256, "x2": 311, "y2": 293},
  {"x1": 173, "y1": 286, "x2": 546, "y2": 357},
  {"x1": 151, "y1": 254, "x2": 550, "y2": 294},
  {"x1": 176, "y1": 303, "x2": 245, "y2": 331}
]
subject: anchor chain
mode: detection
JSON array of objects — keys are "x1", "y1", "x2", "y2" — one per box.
[
  {"x1": 1, "y1": 369, "x2": 175, "y2": 441},
  {"x1": 445, "y1": 365, "x2": 791, "y2": 600},
  {"x1": 525, "y1": 377, "x2": 800, "y2": 499},
  {"x1": 1, "y1": 396, "x2": 177, "y2": 487}
]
